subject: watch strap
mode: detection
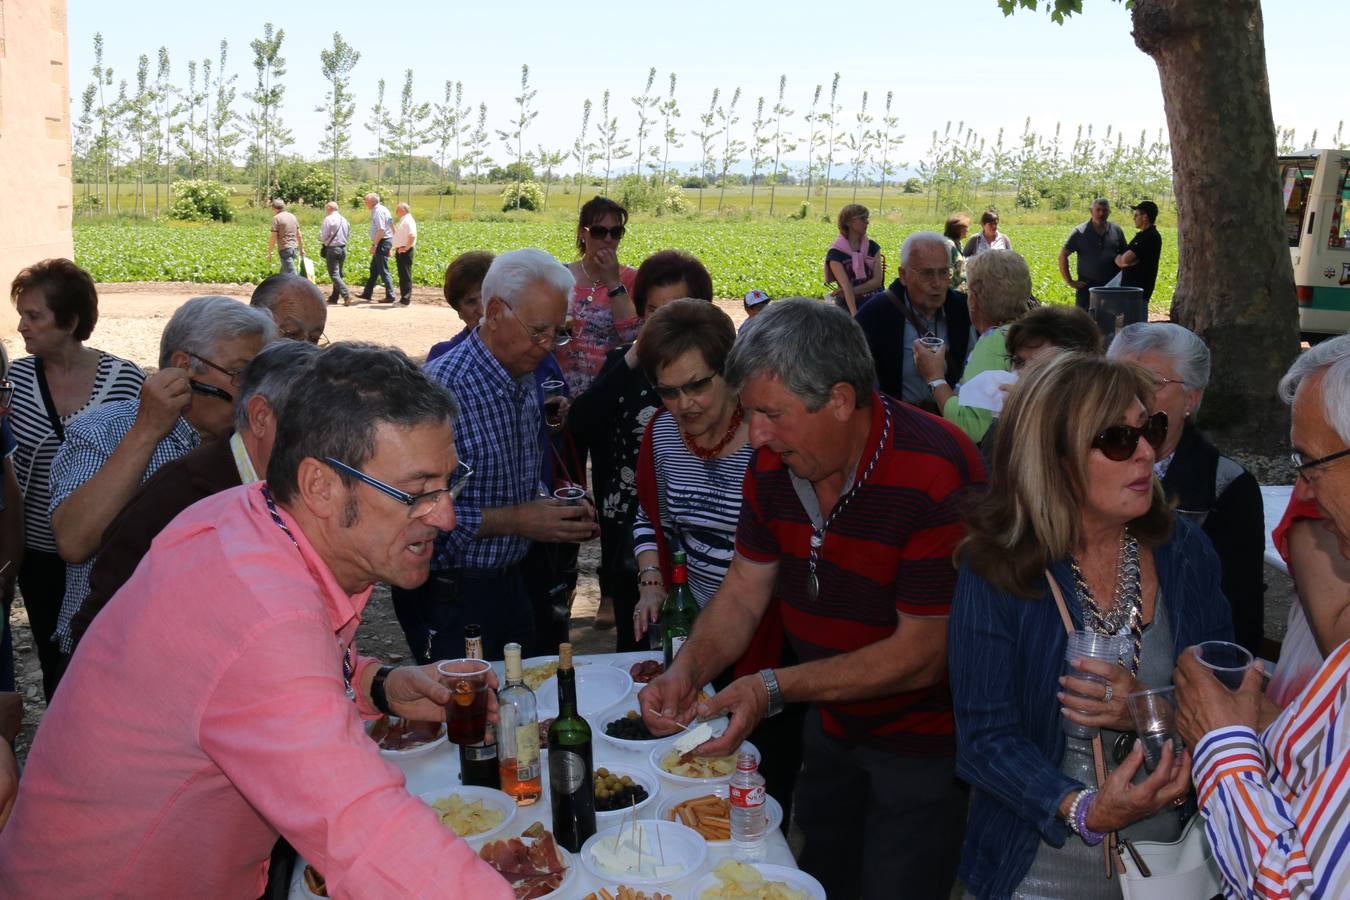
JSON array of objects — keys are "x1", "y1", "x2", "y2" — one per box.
[
  {"x1": 927, "y1": 378, "x2": 947, "y2": 391},
  {"x1": 758, "y1": 668, "x2": 784, "y2": 718},
  {"x1": 609, "y1": 283, "x2": 628, "y2": 296},
  {"x1": 370, "y1": 664, "x2": 397, "y2": 715}
]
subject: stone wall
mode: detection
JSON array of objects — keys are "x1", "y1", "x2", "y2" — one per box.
[{"x1": 0, "y1": 0, "x2": 72, "y2": 292}]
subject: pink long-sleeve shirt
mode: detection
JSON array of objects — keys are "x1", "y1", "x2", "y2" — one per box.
[{"x1": 0, "y1": 483, "x2": 512, "y2": 899}]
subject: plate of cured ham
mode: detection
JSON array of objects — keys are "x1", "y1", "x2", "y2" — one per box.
[{"x1": 477, "y1": 824, "x2": 578, "y2": 900}]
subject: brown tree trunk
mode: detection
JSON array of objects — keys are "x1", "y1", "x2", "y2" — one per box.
[{"x1": 1132, "y1": 0, "x2": 1298, "y2": 456}]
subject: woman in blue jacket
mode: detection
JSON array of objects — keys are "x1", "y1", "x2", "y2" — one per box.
[{"x1": 949, "y1": 353, "x2": 1234, "y2": 899}]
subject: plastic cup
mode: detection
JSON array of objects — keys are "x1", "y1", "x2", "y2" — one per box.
[
  {"x1": 542, "y1": 378, "x2": 566, "y2": 427},
  {"x1": 1062, "y1": 631, "x2": 1127, "y2": 740},
  {"x1": 553, "y1": 484, "x2": 586, "y2": 506},
  {"x1": 1126, "y1": 686, "x2": 1181, "y2": 772},
  {"x1": 1191, "y1": 641, "x2": 1253, "y2": 690},
  {"x1": 436, "y1": 658, "x2": 492, "y2": 745},
  {"x1": 918, "y1": 335, "x2": 945, "y2": 353}
]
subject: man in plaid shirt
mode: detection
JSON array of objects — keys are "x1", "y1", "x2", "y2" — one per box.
[{"x1": 407, "y1": 249, "x2": 597, "y2": 661}]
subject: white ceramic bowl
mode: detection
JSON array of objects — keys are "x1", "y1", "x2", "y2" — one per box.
[
  {"x1": 649, "y1": 734, "x2": 760, "y2": 788},
  {"x1": 592, "y1": 761, "x2": 661, "y2": 829},
  {"x1": 416, "y1": 785, "x2": 517, "y2": 845},
  {"x1": 580, "y1": 819, "x2": 707, "y2": 886},
  {"x1": 654, "y1": 783, "x2": 783, "y2": 846},
  {"x1": 594, "y1": 697, "x2": 669, "y2": 754},
  {"x1": 687, "y1": 862, "x2": 827, "y2": 900}
]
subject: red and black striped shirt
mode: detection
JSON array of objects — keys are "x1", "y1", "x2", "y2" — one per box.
[{"x1": 736, "y1": 392, "x2": 984, "y2": 756}]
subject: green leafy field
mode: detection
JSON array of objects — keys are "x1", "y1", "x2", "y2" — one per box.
[{"x1": 73, "y1": 220, "x2": 1176, "y2": 310}]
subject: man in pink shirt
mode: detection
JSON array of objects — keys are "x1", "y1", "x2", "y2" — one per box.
[{"x1": 0, "y1": 344, "x2": 512, "y2": 899}]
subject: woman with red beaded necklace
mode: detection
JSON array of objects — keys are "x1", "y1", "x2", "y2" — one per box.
[{"x1": 629, "y1": 299, "x2": 750, "y2": 636}]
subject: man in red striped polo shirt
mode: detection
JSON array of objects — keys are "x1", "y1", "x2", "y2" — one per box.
[{"x1": 639, "y1": 298, "x2": 984, "y2": 900}]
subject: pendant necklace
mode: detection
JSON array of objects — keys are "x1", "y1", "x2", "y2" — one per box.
[
  {"x1": 807, "y1": 402, "x2": 892, "y2": 601},
  {"x1": 579, "y1": 259, "x2": 603, "y2": 304}
]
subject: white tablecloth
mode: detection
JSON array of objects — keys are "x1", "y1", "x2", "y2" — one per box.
[
  {"x1": 1262, "y1": 484, "x2": 1295, "y2": 575},
  {"x1": 289, "y1": 650, "x2": 798, "y2": 899}
]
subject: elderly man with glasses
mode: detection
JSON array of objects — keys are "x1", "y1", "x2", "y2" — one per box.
[
  {"x1": 410, "y1": 248, "x2": 597, "y2": 662},
  {"x1": 249, "y1": 273, "x2": 329, "y2": 345},
  {"x1": 0, "y1": 343, "x2": 514, "y2": 898},
  {"x1": 1174, "y1": 333, "x2": 1350, "y2": 899},
  {"x1": 854, "y1": 231, "x2": 972, "y2": 413},
  {"x1": 44, "y1": 295, "x2": 276, "y2": 680}
]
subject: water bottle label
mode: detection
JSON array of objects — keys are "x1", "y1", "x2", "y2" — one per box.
[
  {"x1": 549, "y1": 749, "x2": 587, "y2": 794},
  {"x1": 729, "y1": 784, "x2": 765, "y2": 809}
]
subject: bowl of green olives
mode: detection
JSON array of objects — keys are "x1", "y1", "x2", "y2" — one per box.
[{"x1": 592, "y1": 763, "x2": 659, "y2": 826}]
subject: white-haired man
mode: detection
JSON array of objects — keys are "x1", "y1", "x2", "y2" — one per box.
[
  {"x1": 392, "y1": 202, "x2": 418, "y2": 305},
  {"x1": 1175, "y1": 334, "x2": 1350, "y2": 898},
  {"x1": 411, "y1": 249, "x2": 596, "y2": 661},
  {"x1": 319, "y1": 200, "x2": 352, "y2": 305},
  {"x1": 357, "y1": 192, "x2": 395, "y2": 303}
]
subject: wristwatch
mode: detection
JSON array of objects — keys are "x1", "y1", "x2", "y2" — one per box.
[
  {"x1": 609, "y1": 283, "x2": 628, "y2": 297},
  {"x1": 927, "y1": 378, "x2": 947, "y2": 393},
  {"x1": 370, "y1": 664, "x2": 397, "y2": 715},
  {"x1": 758, "y1": 668, "x2": 784, "y2": 718}
]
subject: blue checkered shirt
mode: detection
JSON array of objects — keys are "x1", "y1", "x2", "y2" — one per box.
[
  {"x1": 49, "y1": 399, "x2": 201, "y2": 651},
  {"x1": 424, "y1": 332, "x2": 542, "y2": 570}
]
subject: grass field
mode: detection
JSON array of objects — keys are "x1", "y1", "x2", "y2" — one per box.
[{"x1": 73, "y1": 213, "x2": 1177, "y2": 311}]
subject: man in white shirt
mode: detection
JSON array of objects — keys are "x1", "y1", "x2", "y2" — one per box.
[
  {"x1": 319, "y1": 202, "x2": 352, "y2": 306},
  {"x1": 393, "y1": 202, "x2": 418, "y2": 306}
]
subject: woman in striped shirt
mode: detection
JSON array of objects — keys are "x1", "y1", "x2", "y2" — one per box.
[{"x1": 7, "y1": 260, "x2": 143, "y2": 699}]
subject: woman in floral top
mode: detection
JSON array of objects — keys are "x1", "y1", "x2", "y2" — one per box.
[
  {"x1": 560, "y1": 196, "x2": 640, "y2": 396},
  {"x1": 567, "y1": 250, "x2": 713, "y2": 650}
]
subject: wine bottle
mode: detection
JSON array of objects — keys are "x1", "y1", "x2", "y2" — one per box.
[
  {"x1": 548, "y1": 643, "x2": 596, "y2": 852},
  {"x1": 458, "y1": 625, "x2": 500, "y2": 789},
  {"x1": 661, "y1": 550, "x2": 699, "y2": 668},
  {"x1": 496, "y1": 642, "x2": 542, "y2": 805}
]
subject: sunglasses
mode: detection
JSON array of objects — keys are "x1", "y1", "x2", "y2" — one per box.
[
  {"x1": 585, "y1": 225, "x2": 626, "y2": 241},
  {"x1": 1091, "y1": 411, "x2": 1168, "y2": 461},
  {"x1": 653, "y1": 372, "x2": 718, "y2": 401}
]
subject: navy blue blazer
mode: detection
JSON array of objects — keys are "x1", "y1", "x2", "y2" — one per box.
[{"x1": 854, "y1": 278, "x2": 972, "y2": 400}]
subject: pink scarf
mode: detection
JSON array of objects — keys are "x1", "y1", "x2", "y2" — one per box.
[{"x1": 826, "y1": 234, "x2": 875, "y2": 283}]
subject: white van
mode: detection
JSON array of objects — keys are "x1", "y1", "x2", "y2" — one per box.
[{"x1": 1279, "y1": 148, "x2": 1350, "y2": 340}]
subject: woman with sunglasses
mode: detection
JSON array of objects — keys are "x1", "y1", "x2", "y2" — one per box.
[
  {"x1": 949, "y1": 353, "x2": 1234, "y2": 899},
  {"x1": 561, "y1": 196, "x2": 639, "y2": 396},
  {"x1": 1107, "y1": 322, "x2": 1266, "y2": 658},
  {"x1": 825, "y1": 204, "x2": 884, "y2": 316},
  {"x1": 567, "y1": 251, "x2": 714, "y2": 651}
]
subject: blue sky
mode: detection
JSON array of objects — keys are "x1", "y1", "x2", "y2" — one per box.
[{"x1": 67, "y1": 0, "x2": 1345, "y2": 172}]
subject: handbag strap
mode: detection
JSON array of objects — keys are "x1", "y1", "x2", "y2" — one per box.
[
  {"x1": 33, "y1": 358, "x2": 65, "y2": 444},
  {"x1": 1046, "y1": 570, "x2": 1126, "y2": 879}
]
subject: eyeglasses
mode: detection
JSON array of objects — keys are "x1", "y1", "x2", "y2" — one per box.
[
  {"x1": 280, "y1": 328, "x2": 330, "y2": 347},
  {"x1": 1148, "y1": 374, "x2": 1186, "y2": 390},
  {"x1": 585, "y1": 225, "x2": 626, "y2": 241},
  {"x1": 187, "y1": 352, "x2": 245, "y2": 386},
  {"x1": 1291, "y1": 447, "x2": 1350, "y2": 481},
  {"x1": 502, "y1": 302, "x2": 572, "y2": 348},
  {"x1": 909, "y1": 267, "x2": 953, "y2": 282},
  {"x1": 322, "y1": 457, "x2": 474, "y2": 519},
  {"x1": 1091, "y1": 411, "x2": 1169, "y2": 461},
  {"x1": 654, "y1": 372, "x2": 718, "y2": 401}
]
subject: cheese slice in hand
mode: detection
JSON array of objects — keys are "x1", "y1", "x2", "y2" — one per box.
[{"x1": 673, "y1": 722, "x2": 714, "y2": 754}]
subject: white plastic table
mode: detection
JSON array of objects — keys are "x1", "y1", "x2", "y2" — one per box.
[
  {"x1": 288, "y1": 650, "x2": 798, "y2": 899},
  {"x1": 1261, "y1": 484, "x2": 1294, "y2": 575}
]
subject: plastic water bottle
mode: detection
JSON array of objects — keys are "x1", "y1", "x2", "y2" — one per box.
[{"x1": 729, "y1": 751, "x2": 766, "y2": 860}]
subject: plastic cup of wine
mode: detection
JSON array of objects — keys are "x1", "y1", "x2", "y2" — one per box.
[
  {"x1": 436, "y1": 658, "x2": 492, "y2": 745},
  {"x1": 553, "y1": 484, "x2": 586, "y2": 506},
  {"x1": 918, "y1": 334, "x2": 945, "y2": 354},
  {"x1": 1061, "y1": 630, "x2": 1127, "y2": 740},
  {"x1": 1126, "y1": 686, "x2": 1182, "y2": 772},
  {"x1": 1191, "y1": 641, "x2": 1254, "y2": 690},
  {"x1": 542, "y1": 378, "x2": 566, "y2": 427}
]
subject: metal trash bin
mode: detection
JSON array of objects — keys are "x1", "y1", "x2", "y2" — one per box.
[{"x1": 1089, "y1": 286, "x2": 1147, "y2": 346}]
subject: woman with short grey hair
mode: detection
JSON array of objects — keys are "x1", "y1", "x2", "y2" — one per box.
[{"x1": 1108, "y1": 322, "x2": 1265, "y2": 654}]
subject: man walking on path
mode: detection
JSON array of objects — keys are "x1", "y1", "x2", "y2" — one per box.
[
  {"x1": 1058, "y1": 197, "x2": 1126, "y2": 309},
  {"x1": 267, "y1": 199, "x2": 304, "y2": 276},
  {"x1": 358, "y1": 193, "x2": 395, "y2": 303},
  {"x1": 1115, "y1": 200, "x2": 1163, "y2": 302},
  {"x1": 393, "y1": 202, "x2": 418, "y2": 306},
  {"x1": 319, "y1": 201, "x2": 352, "y2": 306}
]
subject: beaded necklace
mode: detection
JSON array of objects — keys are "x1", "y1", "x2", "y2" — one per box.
[
  {"x1": 806, "y1": 402, "x2": 892, "y2": 602},
  {"x1": 680, "y1": 405, "x2": 744, "y2": 460},
  {"x1": 261, "y1": 487, "x2": 356, "y2": 700},
  {"x1": 1069, "y1": 528, "x2": 1143, "y2": 674}
]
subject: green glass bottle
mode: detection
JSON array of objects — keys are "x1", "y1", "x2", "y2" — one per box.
[
  {"x1": 547, "y1": 643, "x2": 596, "y2": 852},
  {"x1": 661, "y1": 550, "x2": 699, "y2": 668}
]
